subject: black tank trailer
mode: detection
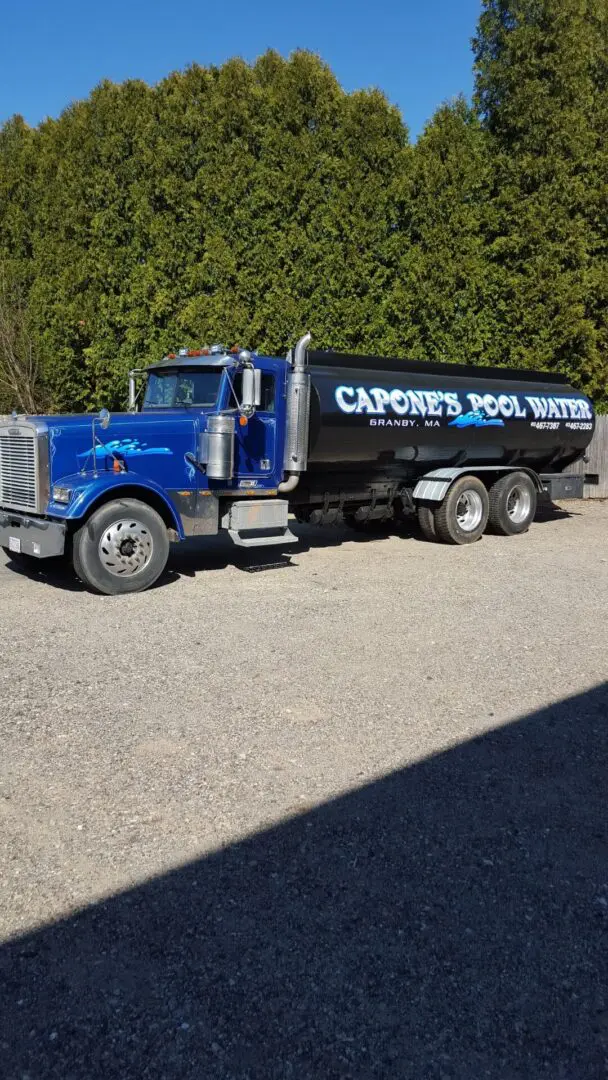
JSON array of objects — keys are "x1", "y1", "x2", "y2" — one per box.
[{"x1": 290, "y1": 347, "x2": 595, "y2": 544}]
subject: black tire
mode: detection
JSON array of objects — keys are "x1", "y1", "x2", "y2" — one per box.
[
  {"x1": 72, "y1": 498, "x2": 169, "y2": 595},
  {"x1": 433, "y1": 475, "x2": 489, "y2": 545},
  {"x1": 417, "y1": 506, "x2": 438, "y2": 542},
  {"x1": 487, "y1": 471, "x2": 537, "y2": 536}
]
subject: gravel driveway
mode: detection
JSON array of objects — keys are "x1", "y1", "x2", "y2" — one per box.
[{"x1": 1, "y1": 501, "x2": 607, "y2": 1078}]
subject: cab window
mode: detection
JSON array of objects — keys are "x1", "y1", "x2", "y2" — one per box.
[{"x1": 144, "y1": 368, "x2": 222, "y2": 408}]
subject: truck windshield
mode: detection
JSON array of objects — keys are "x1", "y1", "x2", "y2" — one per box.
[{"x1": 143, "y1": 368, "x2": 223, "y2": 409}]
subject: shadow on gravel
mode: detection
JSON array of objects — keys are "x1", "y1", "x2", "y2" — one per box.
[
  {"x1": 0, "y1": 522, "x2": 402, "y2": 591},
  {"x1": 166, "y1": 502, "x2": 578, "y2": 580},
  {"x1": 1, "y1": 554, "x2": 86, "y2": 591},
  {"x1": 2, "y1": 502, "x2": 579, "y2": 591},
  {"x1": 534, "y1": 500, "x2": 582, "y2": 523},
  {"x1": 166, "y1": 520, "x2": 405, "y2": 581},
  {"x1": 2, "y1": 684, "x2": 607, "y2": 1078}
]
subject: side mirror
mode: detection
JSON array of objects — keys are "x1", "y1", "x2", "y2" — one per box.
[{"x1": 99, "y1": 408, "x2": 111, "y2": 430}]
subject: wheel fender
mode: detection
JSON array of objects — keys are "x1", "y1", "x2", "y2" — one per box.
[
  {"x1": 61, "y1": 475, "x2": 185, "y2": 538},
  {"x1": 413, "y1": 466, "x2": 543, "y2": 504}
]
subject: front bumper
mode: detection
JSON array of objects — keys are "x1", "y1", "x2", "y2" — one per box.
[{"x1": 0, "y1": 510, "x2": 66, "y2": 558}]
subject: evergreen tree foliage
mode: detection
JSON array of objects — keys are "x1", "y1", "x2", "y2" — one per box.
[
  {"x1": 473, "y1": 0, "x2": 608, "y2": 404},
  {"x1": 26, "y1": 79, "x2": 156, "y2": 410},
  {"x1": 0, "y1": 53, "x2": 412, "y2": 411},
  {"x1": 385, "y1": 97, "x2": 496, "y2": 364},
  {"x1": 0, "y1": 116, "x2": 38, "y2": 411},
  {"x1": 0, "y1": 33, "x2": 606, "y2": 413}
]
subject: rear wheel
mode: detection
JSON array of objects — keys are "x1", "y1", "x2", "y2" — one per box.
[
  {"x1": 433, "y1": 475, "x2": 489, "y2": 545},
  {"x1": 72, "y1": 498, "x2": 169, "y2": 595},
  {"x1": 488, "y1": 471, "x2": 537, "y2": 535}
]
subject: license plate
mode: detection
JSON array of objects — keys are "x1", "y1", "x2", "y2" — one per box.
[{"x1": 8, "y1": 536, "x2": 21, "y2": 554}]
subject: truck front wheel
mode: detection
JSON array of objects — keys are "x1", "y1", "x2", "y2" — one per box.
[
  {"x1": 487, "y1": 471, "x2": 537, "y2": 535},
  {"x1": 72, "y1": 499, "x2": 170, "y2": 595},
  {"x1": 432, "y1": 475, "x2": 489, "y2": 545}
]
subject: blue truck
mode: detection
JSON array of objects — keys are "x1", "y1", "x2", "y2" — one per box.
[{"x1": 0, "y1": 333, "x2": 595, "y2": 594}]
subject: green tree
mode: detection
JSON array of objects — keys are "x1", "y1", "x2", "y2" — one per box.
[
  {"x1": 26, "y1": 80, "x2": 155, "y2": 411},
  {"x1": 0, "y1": 115, "x2": 36, "y2": 279},
  {"x1": 0, "y1": 52, "x2": 410, "y2": 412},
  {"x1": 385, "y1": 97, "x2": 496, "y2": 364},
  {"x1": 2, "y1": 32, "x2": 606, "y2": 415},
  {"x1": 473, "y1": 0, "x2": 608, "y2": 405},
  {"x1": 146, "y1": 52, "x2": 410, "y2": 358},
  {"x1": 0, "y1": 264, "x2": 45, "y2": 414}
]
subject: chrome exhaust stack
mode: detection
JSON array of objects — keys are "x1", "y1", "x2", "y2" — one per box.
[
  {"x1": 128, "y1": 369, "x2": 146, "y2": 412},
  {"x1": 279, "y1": 332, "x2": 311, "y2": 493}
]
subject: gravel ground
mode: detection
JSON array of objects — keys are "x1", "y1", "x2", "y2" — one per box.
[{"x1": 1, "y1": 500, "x2": 607, "y2": 1079}]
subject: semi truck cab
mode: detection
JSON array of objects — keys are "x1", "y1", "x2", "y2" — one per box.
[
  {"x1": 0, "y1": 341, "x2": 307, "y2": 594},
  {"x1": 139, "y1": 346, "x2": 290, "y2": 495}
]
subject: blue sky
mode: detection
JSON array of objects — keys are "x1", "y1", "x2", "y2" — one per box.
[{"x1": 0, "y1": 0, "x2": 482, "y2": 139}]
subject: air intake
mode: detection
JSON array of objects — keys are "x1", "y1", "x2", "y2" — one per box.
[{"x1": 0, "y1": 427, "x2": 39, "y2": 513}]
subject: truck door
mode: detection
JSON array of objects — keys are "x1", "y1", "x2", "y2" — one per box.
[{"x1": 233, "y1": 372, "x2": 281, "y2": 490}]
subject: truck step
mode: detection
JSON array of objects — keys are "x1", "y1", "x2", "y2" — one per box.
[{"x1": 228, "y1": 527, "x2": 298, "y2": 548}]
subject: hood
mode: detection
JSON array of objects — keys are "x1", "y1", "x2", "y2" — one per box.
[{"x1": 37, "y1": 410, "x2": 201, "y2": 488}]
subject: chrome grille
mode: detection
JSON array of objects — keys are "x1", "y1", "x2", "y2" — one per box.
[{"x1": 0, "y1": 428, "x2": 39, "y2": 512}]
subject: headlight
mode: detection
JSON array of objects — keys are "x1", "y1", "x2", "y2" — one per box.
[{"x1": 52, "y1": 485, "x2": 72, "y2": 504}]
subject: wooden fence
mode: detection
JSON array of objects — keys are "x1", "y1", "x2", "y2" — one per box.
[{"x1": 565, "y1": 414, "x2": 608, "y2": 498}]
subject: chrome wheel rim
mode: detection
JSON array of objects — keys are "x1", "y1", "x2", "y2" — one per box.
[
  {"x1": 98, "y1": 518, "x2": 153, "y2": 577},
  {"x1": 456, "y1": 490, "x2": 484, "y2": 532},
  {"x1": 506, "y1": 485, "x2": 531, "y2": 524}
]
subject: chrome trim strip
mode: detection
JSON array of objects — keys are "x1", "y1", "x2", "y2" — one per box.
[{"x1": 37, "y1": 428, "x2": 50, "y2": 513}]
